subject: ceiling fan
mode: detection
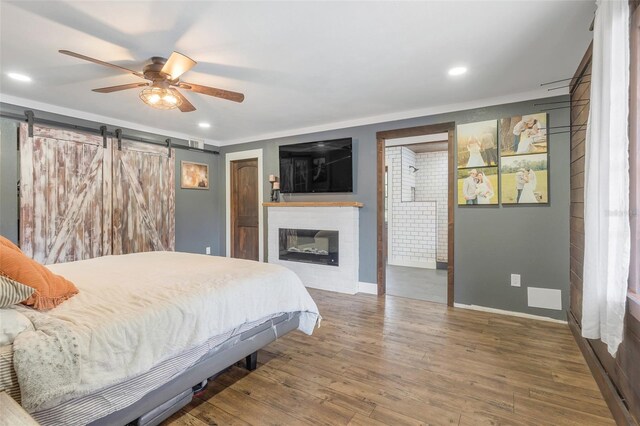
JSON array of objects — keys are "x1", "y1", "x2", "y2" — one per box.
[{"x1": 59, "y1": 50, "x2": 245, "y2": 112}]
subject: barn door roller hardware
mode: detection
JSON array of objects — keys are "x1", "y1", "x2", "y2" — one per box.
[
  {"x1": 115, "y1": 129, "x2": 122, "y2": 151},
  {"x1": 100, "y1": 126, "x2": 108, "y2": 148},
  {"x1": 24, "y1": 110, "x2": 34, "y2": 137},
  {"x1": 166, "y1": 138, "x2": 172, "y2": 158},
  {"x1": 0, "y1": 109, "x2": 219, "y2": 155}
]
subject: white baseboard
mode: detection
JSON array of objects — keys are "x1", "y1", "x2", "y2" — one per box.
[
  {"x1": 305, "y1": 281, "x2": 378, "y2": 295},
  {"x1": 358, "y1": 282, "x2": 378, "y2": 295},
  {"x1": 387, "y1": 258, "x2": 436, "y2": 269},
  {"x1": 303, "y1": 281, "x2": 357, "y2": 295},
  {"x1": 453, "y1": 303, "x2": 567, "y2": 324}
]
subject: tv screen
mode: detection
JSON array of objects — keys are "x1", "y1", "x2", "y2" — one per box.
[{"x1": 279, "y1": 138, "x2": 353, "y2": 193}]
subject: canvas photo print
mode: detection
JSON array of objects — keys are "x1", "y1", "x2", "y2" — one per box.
[
  {"x1": 500, "y1": 154, "x2": 548, "y2": 204},
  {"x1": 499, "y1": 113, "x2": 547, "y2": 156},
  {"x1": 457, "y1": 166, "x2": 498, "y2": 205},
  {"x1": 181, "y1": 161, "x2": 209, "y2": 189},
  {"x1": 456, "y1": 120, "x2": 498, "y2": 169}
]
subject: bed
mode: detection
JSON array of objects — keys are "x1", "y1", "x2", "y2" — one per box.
[{"x1": 1, "y1": 251, "x2": 320, "y2": 426}]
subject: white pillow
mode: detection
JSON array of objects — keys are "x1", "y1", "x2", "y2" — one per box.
[{"x1": 0, "y1": 308, "x2": 33, "y2": 346}]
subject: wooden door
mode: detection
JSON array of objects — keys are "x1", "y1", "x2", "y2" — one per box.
[
  {"x1": 230, "y1": 158, "x2": 259, "y2": 260},
  {"x1": 19, "y1": 123, "x2": 112, "y2": 264},
  {"x1": 112, "y1": 139, "x2": 175, "y2": 254}
]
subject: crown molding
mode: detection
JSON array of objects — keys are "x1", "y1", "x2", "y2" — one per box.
[{"x1": 219, "y1": 86, "x2": 568, "y2": 146}]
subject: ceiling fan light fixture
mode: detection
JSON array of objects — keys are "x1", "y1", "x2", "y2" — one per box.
[
  {"x1": 139, "y1": 87, "x2": 182, "y2": 110},
  {"x1": 163, "y1": 94, "x2": 178, "y2": 105}
]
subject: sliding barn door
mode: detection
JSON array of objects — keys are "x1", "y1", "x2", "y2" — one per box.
[
  {"x1": 112, "y1": 139, "x2": 175, "y2": 254},
  {"x1": 19, "y1": 123, "x2": 112, "y2": 264}
]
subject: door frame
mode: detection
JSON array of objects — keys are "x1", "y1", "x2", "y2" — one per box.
[
  {"x1": 226, "y1": 149, "x2": 264, "y2": 262},
  {"x1": 376, "y1": 122, "x2": 456, "y2": 306}
]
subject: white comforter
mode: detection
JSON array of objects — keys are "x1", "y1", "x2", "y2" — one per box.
[{"x1": 12, "y1": 252, "x2": 320, "y2": 412}]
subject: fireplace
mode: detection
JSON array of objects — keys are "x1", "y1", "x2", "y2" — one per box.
[{"x1": 279, "y1": 228, "x2": 339, "y2": 266}]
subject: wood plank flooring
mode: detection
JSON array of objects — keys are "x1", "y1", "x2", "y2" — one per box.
[{"x1": 162, "y1": 289, "x2": 614, "y2": 425}]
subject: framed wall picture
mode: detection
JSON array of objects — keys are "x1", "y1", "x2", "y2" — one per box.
[
  {"x1": 181, "y1": 161, "x2": 209, "y2": 189},
  {"x1": 499, "y1": 113, "x2": 549, "y2": 205},
  {"x1": 457, "y1": 166, "x2": 499, "y2": 205},
  {"x1": 456, "y1": 120, "x2": 498, "y2": 169},
  {"x1": 500, "y1": 153, "x2": 548, "y2": 204},
  {"x1": 499, "y1": 113, "x2": 548, "y2": 157}
]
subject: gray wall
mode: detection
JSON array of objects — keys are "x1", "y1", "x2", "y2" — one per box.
[
  {"x1": 219, "y1": 96, "x2": 570, "y2": 319},
  {"x1": 0, "y1": 119, "x2": 19, "y2": 243},
  {"x1": 174, "y1": 149, "x2": 223, "y2": 255},
  {"x1": 0, "y1": 113, "x2": 222, "y2": 255}
]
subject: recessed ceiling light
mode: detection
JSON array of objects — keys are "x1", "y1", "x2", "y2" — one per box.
[
  {"x1": 448, "y1": 66, "x2": 468, "y2": 76},
  {"x1": 198, "y1": 122, "x2": 211, "y2": 129},
  {"x1": 7, "y1": 72, "x2": 32, "y2": 82}
]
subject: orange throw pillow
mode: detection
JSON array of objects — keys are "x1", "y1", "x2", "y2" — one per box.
[
  {"x1": 0, "y1": 235, "x2": 22, "y2": 253},
  {"x1": 0, "y1": 244, "x2": 78, "y2": 310}
]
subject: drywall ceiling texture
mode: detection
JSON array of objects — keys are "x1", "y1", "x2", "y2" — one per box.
[
  {"x1": 219, "y1": 95, "x2": 570, "y2": 320},
  {"x1": 0, "y1": 1, "x2": 593, "y2": 145}
]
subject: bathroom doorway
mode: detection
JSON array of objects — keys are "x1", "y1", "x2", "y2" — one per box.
[{"x1": 377, "y1": 123, "x2": 455, "y2": 305}]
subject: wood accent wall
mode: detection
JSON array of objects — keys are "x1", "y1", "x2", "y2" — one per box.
[
  {"x1": 569, "y1": 46, "x2": 590, "y2": 327},
  {"x1": 569, "y1": 5, "x2": 640, "y2": 421}
]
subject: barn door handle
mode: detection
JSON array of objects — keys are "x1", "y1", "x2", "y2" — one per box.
[{"x1": 166, "y1": 138, "x2": 172, "y2": 158}]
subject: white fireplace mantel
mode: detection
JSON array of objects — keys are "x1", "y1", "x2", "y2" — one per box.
[{"x1": 265, "y1": 203, "x2": 361, "y2": 294}]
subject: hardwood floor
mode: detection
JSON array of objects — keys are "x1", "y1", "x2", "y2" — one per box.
[{"x1": 162, "y1": 289, "x2": 614, "y2": 425}]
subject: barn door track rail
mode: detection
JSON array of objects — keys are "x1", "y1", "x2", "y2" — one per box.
[{"x1": 0, "y1": 110, "x2": 219, "y2": 155}]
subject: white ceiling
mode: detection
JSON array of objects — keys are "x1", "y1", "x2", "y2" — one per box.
[{"x1": 0, "y1": 1, "x2": 594, "y2": 146}]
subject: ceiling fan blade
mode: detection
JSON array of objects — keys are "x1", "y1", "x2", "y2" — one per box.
[
  {"x1": 177, "y1": 82, "x2": 244, "y2": 103},
  {"x1": 92, "y1": 82, "x2": 148, "y2": 93},
  {"x1": 171, "y1": 89, "x2": 196, "y2": 112},
  {"x1": 59, "y1": 50, "x2": 145, "y2": 78},
  {"x1": 161, "y1": 52, "x2": 196, "y2": 80}
]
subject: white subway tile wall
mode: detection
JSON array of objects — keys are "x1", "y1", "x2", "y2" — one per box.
[
  {"x1": 415, "y1": 151, "x2": 448, "y2": 262},
  {"x1": 400, "y1": 147, "x2": 416, "y2": 202},
  {"x1": 386, "y1": 147, "x2": 442, "y2": 267}
]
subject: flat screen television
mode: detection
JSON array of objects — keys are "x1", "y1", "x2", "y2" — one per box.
[{"x1": 279, "y1": 138, "x2": 353, "y2": 193}]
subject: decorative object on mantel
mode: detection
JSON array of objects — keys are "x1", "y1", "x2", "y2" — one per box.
[{"x1": 269, "y1": 174, "x2": 280, "y2": 202}]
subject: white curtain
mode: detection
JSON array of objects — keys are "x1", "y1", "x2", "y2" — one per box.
[{"x1": 582, "y1": 0, "x2": 631, "y2": 356}]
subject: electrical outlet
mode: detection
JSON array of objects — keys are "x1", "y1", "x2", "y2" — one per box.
[
  {"x1": 205, "y1": 247, "x2": 211, "y2": 255},
  {"x1": 511, "y1": 274, "x2": 521, "y2": 287}
]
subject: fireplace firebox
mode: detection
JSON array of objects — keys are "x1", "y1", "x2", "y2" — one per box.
[{"x1": 279, "y1": 228, "x2": 339, "y2": 266}]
